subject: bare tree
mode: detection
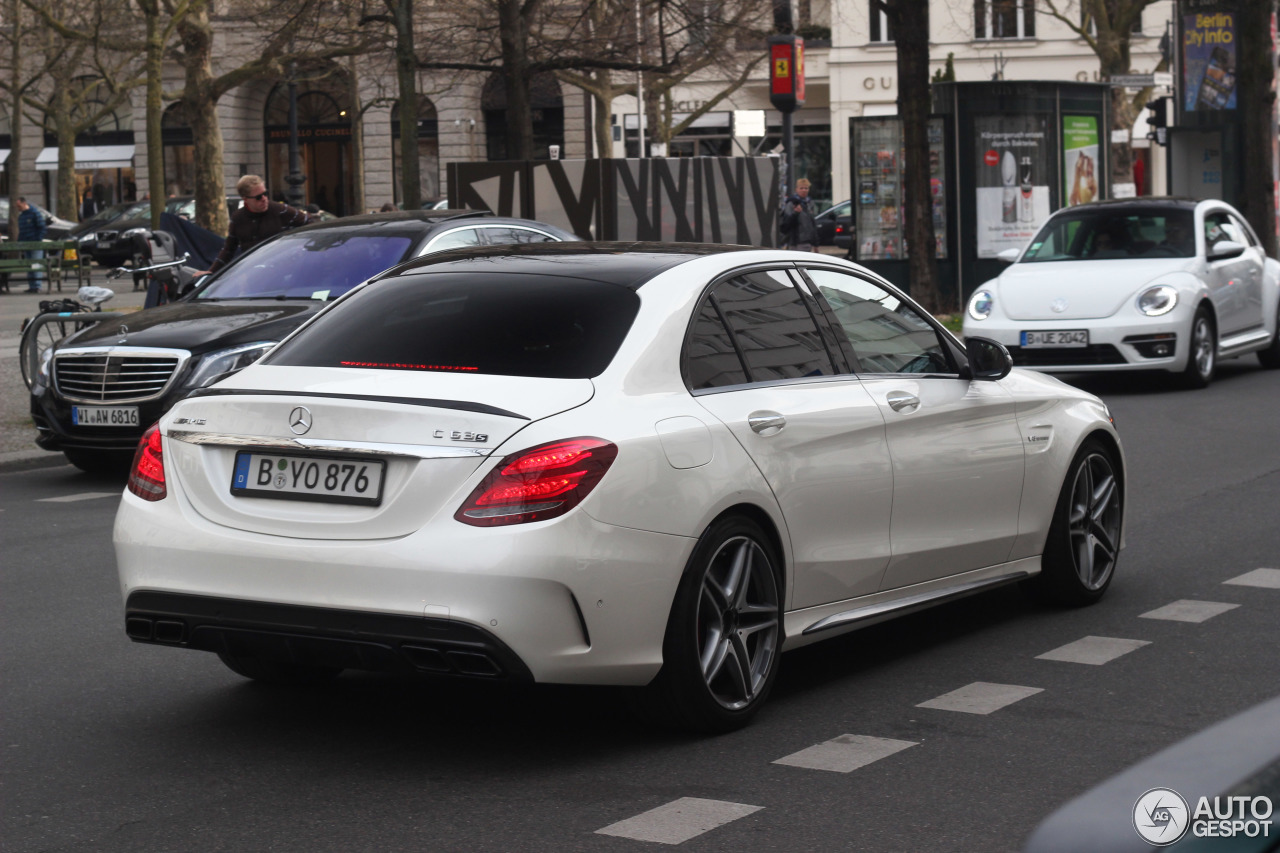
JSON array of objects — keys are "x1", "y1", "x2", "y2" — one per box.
[
  {"x1": 1, "y1": 0, "x2": 59, "y2": 236},
  {"x1": 21, "y1": 0, "x2": 142, "y2": 220},
  {"x1": 1040, "y1": 0, "x2": 1167, "y2": 188},
  {"x1": 878, "y1": 0, "x2": 940, "y2": 312}
]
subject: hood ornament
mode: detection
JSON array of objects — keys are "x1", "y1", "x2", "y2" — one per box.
[
  {"x1": 1051, "y1": 298, "x2": 1069, "y2": 313},
  {"x1": 288, "y1": 406, "x2": 312, "y2": 435},
  {"x1": 117, "y1": 324, "x2": 129, "y2": 344}
]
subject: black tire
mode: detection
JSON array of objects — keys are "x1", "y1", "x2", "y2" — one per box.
[
  {"x1": 217, "y1": 652, "x2": 342, "y2": 686},
  {"x1": 63, "y1": 448, "x2": 133, "y2": 476},
  {"x1": 1258, "y1": 308, "x2": 1280, "y2": 369},
  {"x1": 1033, "y1": 440, "x2": 1123, "y2": 607},
  {"x1": 1180, "y1": 306, "x2": 1217, "y2": 389},
  {"x1": 643, "y1": 516, "x2": 783, "y2": 733}
]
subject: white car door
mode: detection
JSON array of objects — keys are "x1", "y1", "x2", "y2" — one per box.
[
  {"x1": 1203, "y1": 210, "x2": 1261, "y2": 336},
  {"x1": 685, "y1": 268, "x2": 896, "y2": 608},
  {"x1": 800, "y1": 266, "x2": 1026, "y2": 592}
]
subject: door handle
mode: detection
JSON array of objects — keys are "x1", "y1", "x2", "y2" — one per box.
[
  {"x1": 748, "y1": 411, "x2": 786, "y2": 436},
  {"x1": 885, "y1": 391, "x2": 920, "y2": 413}
]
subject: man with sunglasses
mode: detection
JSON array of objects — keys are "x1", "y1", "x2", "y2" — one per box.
[{"x1": 197, "y1": 175, "x2": 312, "y2": 276}]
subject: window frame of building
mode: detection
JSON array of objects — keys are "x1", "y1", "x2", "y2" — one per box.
[
  {"x1": 869, "y1": 1, "x2": 893, "y2": 43},
  {"x1": 974, "y1": 0, "x2": 1036, "y2": 40}
]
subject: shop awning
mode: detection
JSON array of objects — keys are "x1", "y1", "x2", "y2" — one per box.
[
  {"x1": 35, "y1": 145, "x2": 136, "y2": 170},
  {"x1": 0, "y1": 149, "x2": 9, "y2": 172}
]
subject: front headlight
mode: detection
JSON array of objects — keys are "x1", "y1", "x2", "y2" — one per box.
[
  {"x1": 1137, "y1": 285, "x2": 1178, "y2": 317},
  {"x1": 968, "y1": 289, "x2": 994, "y2": 321},
  {"x1": 36, "y1": 345, "x2": 55, "y2": 386},
  {"x1": 120, "y1": 227, "x2": 148, "y2": 240},
  {"x1": 184, "y1": 342, "x2": 274, "y2": 389}
]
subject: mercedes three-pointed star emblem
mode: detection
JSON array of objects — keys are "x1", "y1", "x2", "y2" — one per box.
[
  {"x1": 288, "y1": 406, "x2": 312, "y2": 435},
  {"x1": 117, "y1": 324, "x2": 128, "y2": 344}
]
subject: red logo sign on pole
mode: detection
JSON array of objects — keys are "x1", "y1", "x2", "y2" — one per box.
[{"x1": 768, "y1": 35, "x2": 805, "y2": 113}]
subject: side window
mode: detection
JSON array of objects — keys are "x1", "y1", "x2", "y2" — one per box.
[
  {"x1": 1228, "y1": 214, "x2": 1257, "y2": 247},
  {"x1": 710, "y1": 270, "x2": 836, "y2": 383},
  {"x1": 425, "y1": 228, "x2": 483, "y2": 253},
  {"x1": 804, "y1": 268, "x2": 954, "y2": 375},
  {"x1": 481, "y1": 226, "x2": 558, "y2": 245},
  {"x1": 1203, "y1": 212, "x2": 1233, "y2": 248},
  {"x1": 683, "y1": 299, "x2": 749, "y2": 390}
]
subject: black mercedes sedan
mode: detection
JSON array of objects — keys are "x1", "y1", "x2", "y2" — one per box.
[{"x1": 30, "y1": 210, "x2": 578, "y2": 472}]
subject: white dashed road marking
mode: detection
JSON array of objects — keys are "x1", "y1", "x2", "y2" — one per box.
[
  {"x1": 595, "y1": 798, "x2": 763, "y2": 845},
  {"x1": 1223, "y1": 569, "x2": 1280, "y2": 589},
  {"x1": 916, "y1": 682, "x2": 1043, "y2": 715},
  {"x1": 773, "y1": 734, "x2": 918, "y2": 773},
  {"x1": 1139, "y1": 600, "x2": 1239, "y2": 623},
  {"x1": 1036, "y1": 636, "x2": 1151, "y2": 665},
  {"x1": 36, "y1": 492, "x2": 118, "y2": 503}
]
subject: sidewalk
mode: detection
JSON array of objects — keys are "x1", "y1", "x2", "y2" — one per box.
[{"x1": 0, "y1": 268, "x2": 149, "y2": 472}]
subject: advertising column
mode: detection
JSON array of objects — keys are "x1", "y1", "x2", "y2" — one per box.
[
  {"x1": 1182, "y1": 4, "x2": 1237, "y2": 113},
  {"x1": 974, "y1": 116, "x2": 1051, "y2": 257}
]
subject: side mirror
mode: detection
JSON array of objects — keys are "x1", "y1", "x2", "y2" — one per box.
[
  {"x1": 1207, "y1": 240, "x2": 1246, "y2": 261},
  {"x1": 996, "y1": 247, "x2": 1021, "y2": 263},
  {"x1": 961, "y1": 336, "x2": 1013, "y2": 381}
]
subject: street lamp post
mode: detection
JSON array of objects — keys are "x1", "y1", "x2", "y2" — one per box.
[{"x1": 285, "y1": 62, "x2": 306, "y2": 207}]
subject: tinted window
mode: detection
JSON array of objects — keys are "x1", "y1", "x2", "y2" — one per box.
[
  {"x1": 426, "y1": 228, "x2": 483, "y2": 252},
  {"x1": 268, "y1": 272, "x2": 640, "y2": 379},
  {"x1": 198, "y1": 232, "x2": 414, "y2": 301},
  {"x1": 481, "y1": 226, "x2": 558, "y2": 245},
  {"x1": 1022, "y1": 208, "x2": 1197, "y2": 261},
  {"x1": 805, "y1": 269, "x2": 952, "y2": 374},
  {"x1": 683, "y1": 299, "x2": 748, "y2": 390},
  {"x1": 711, "y1": 270, "x2": 835, "y2": 382}
]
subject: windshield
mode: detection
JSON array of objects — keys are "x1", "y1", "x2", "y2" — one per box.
[
  {"x1": 197, "y1": 230, "x2": 415, "y2": 301},
  {"x1": 1021, "y1": 208, "x2": 1196, "y2": 262}
]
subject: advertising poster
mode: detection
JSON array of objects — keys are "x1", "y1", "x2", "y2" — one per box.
[
  {"x1": 1183, "y1": 9, "x2": 1237, "y2": 112},
  {"x1": 974, "y1": 115, "x2": 1051, "y2": 258},
  {"x1": 851, "y1": 118, "x2": 947, "y2": 261},
  {"x1": 1062, "y1": 116, "x2": 1099, "y2": 207}
]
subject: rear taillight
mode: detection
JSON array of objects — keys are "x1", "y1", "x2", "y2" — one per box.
[
  {"x1": 127, "y1": 424, "x2": 166, "y2": 501},
  {"x1": 455, "y1": 437, "x2": 618, "y2": 527}
]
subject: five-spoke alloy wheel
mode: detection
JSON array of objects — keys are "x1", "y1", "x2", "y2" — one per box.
[
  {"x1": 648, "y1": 516, "x2": 782, "y2": 732},
  {"x1": 1036, "y1": 440, "x2": 1124, "y2": 605}
]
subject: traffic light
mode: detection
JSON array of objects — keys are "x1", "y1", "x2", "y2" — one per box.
[{"x1": 1148, "y1": 97, "x2": 1169, "y2": 129}]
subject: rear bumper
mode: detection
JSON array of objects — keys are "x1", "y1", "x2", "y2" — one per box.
[{"x1": 125, "y1": 591, "x2": 535, "y2": 681}]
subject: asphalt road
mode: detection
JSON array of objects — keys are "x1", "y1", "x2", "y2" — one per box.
[{"x1": 2, "y1": 359, "x2": 1277, "y2": 852}]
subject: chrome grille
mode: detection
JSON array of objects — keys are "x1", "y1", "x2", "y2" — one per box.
[{"x1": 54, "y1": 348, "x2": 187, "y2": 403}]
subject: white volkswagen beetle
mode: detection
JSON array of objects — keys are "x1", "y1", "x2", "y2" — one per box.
[
  {"x1": 115, "y1": 243, "x2": 1125, "y2": 732},
  {"x1": 964, "y1": 198, "x2": 1280, "y2": 388}
]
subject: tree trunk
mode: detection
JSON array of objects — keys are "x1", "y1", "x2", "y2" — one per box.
[
  {"x1": 499, "y1": 0, "x2": 535, "y2": 160},
  {"x1": 1236, "y1": 0, "x2": 1277, "y2": 256},
  {"x1": 139, "y1": 0, "x2": 165, "y2": 229},
  {"x1": 348, "y1": 54, "x2": 366, "y2": 214},
  {"x1": 890, "y1": 0, "x2": 940, "y2": 313},
  {"x1": 593, "y1": 87, "x2": 614, "y2": 158},
  {"x1": 55, "y1": 102, "x2": 78, "y2": 221},
  {"x1": 8, "y1": 0, "x2": 22, "y2": 240},
  {"x1": 179, "y1": 3, "x2": 230, "y2": 235},
  {"x1": 391, "y1": 0, "x2": 421, "y2": 208}
]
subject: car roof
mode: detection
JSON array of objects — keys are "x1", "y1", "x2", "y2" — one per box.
[
  {"x1": 381, "y1": 241, "x2": 756, "y2": 289},
  {"x1": 1054, "y1": 197, "x2": 1202, "y2": 214}
]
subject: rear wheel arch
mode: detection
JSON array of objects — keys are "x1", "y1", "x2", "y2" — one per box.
[{"x1": 712, "y1": 503, "x2": 788, "y2": 607}]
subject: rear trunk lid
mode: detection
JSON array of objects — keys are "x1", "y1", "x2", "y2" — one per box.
[{"x1": 162, "y1": 365, "x2": 594, "y2": 539}]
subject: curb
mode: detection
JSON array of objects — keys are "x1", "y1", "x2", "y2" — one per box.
[{"x1": 0, "y1": 449, "x2": 70, "y2": 474}]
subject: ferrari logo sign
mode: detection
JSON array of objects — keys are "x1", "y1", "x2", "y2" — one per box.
[
  {"x1": 774, "y1": 58, "x2": 790, "y2": 78},
  {"x1": 768, "y1": 35, "x2": 805, "y2": 112}
]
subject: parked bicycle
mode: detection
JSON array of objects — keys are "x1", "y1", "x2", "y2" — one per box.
[
  {"x1": 18, "y1": 285, "x2": 116, "y2": 389},
  {"x1": 109, "y1": 252, "x2": 196, "y2": 308}
]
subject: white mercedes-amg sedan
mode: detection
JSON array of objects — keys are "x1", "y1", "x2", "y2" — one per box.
[
  {"x1": 963, "y1": 198, "x2": 1280, "y2": 388},
  {"x1": 114, "y1": 243, "x2": 1126, "y2": 732}
]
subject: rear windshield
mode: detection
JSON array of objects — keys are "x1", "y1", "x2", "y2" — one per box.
[
  {"x1": 1021, "y1": 208, "x2": 1196, "y2": 262},
  {"x1": 197, "y1": 231, "x2": 416, "y2": 301},
  {"x1": 266, "y1": 272, "x2": 642, "y2": 379}
]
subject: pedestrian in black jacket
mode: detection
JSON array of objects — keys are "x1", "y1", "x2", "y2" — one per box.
[
  {"x1": 16, "y1": 197, "x2": 48, "y2": 292},
  {"x1": 197, "y1": 175, "x2": 311, "y2": 275},
  {"x1": 780, "y1": 178, "x2": 819, "y2": 252}
]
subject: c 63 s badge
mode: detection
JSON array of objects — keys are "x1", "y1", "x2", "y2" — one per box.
[{"x1": 435, "y1": 430, "x2": 488, "y2": 443}]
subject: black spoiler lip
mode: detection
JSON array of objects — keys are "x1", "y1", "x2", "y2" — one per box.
[{"x1": 185, "y1": 387, "x2": 530, "y2": 420}]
